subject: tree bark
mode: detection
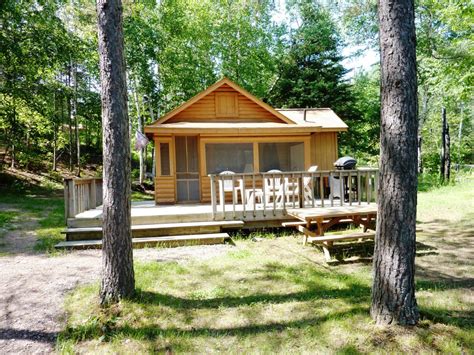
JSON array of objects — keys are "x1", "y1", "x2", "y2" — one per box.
[
  {"x1": 67, "y1": 66, "x2": 74, "y2": 172},
  {"x1": 371, "y1": 0, "x2": 419, "y2": 325},
  {"x1": 72, "y1": 63, "x2": 81, "y2": 177},
  {"x1": 132, "y1": 77, "x2": 145, "y2": 185},
  {"x1": 97, "y1": 0, "x2": 135, "y2": 305},
  {"x1": 441, "y1": 107, "x2": 450, "y2": 181}
]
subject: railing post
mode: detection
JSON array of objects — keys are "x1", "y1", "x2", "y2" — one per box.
[
  {"x1": 366, "y1": 171, "x2": 371, "y2": 204},
  {"x1": 339, "y1": 170, "x2": 344, "y2": 206},
  {"x1": 64, "y1": 179, "x2": 70, "y2": 223},
  {"x1": 231, "y1": 175, "x2": 236, "y2": 219},
  {"x1": 241, "y1": 174, "x2": 246, "y2": 219},
  {"x1": 319, "y1": 173, "x2": 324, "y2": 207},
  {"x1": 252, "y1": 174, "x2": 256, "y2": 218},
  {"x1": 210, "y1": 175, "x2": 216, "y2": 220},
  {"x1": 357, "y1": 171, "x2": 361, "y2": 205},
  {"x1": 298, "y1": 173, "x2": 304, "y2": 208},
  {"x1": 348, "y1": 170, "x2": 353, "y2": 206}
]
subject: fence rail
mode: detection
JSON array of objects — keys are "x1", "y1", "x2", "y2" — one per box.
[
  {"x1": 208, "y1": 168, "x2": 379, "y2": 220},
  {"x1": 64, "y1": 177, "x2": 103, "y2": 221}
]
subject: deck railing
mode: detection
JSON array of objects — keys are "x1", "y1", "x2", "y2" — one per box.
[
  {"x1": 64, "y1": 177, "x2": 103, "y2": 221},
  {"x1": 208, "y1": 168, "x2": 379, "y2": 220}
]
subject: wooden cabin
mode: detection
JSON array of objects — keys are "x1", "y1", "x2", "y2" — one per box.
[{"x1": 144, "y1": 77, "x2": 348, "y2": 205}]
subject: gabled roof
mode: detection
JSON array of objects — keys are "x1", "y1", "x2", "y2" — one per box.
[{"x1": 147, "y1": 77, "x2": 296, "y2": 126}]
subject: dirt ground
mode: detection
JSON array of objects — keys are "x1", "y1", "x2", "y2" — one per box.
[
  {"x1": 1, "y1": 203, "x2": 472, "y2": 354},
  {"x1": 0, "y1": 214, "x2": 233, "y2": 354}
]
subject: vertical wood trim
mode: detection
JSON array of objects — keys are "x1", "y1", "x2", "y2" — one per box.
[
  {"x1": 304, "y1": 136, "x2": 311, "y2": 169},
  {"x1": 253, "y1": 142, "x2": 259, "y2": 172}
]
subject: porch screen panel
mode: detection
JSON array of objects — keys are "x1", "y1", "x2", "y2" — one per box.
[
  {"x1": 175, "y1": 136, "x2": 199, "y2": 202},
  {"x1": 259, "y1": 142, "x2": 304, "y2": 172},
  {"x1": 206, "y1": 143, "x2": 253, "y2": 174}
]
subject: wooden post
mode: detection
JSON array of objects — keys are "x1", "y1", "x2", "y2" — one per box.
[
  {"x1": 339, "y1": 170, "x2": 343, "y2": 206},
  {"x1": 319, "y1": 173, "x2": 324, "y2": 207},
  {"x1": 252, "y1": 174, "x2": 256, "y2": 218},
  {"x1": 210, "y1": 175, "x2": 216, "y2": 220},
  {"x1": 299, "y1": 173, "x2": 304, "y2": 208}
]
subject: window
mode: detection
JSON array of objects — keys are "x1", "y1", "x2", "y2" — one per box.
[
  {"x1": 159, "y1": 143, "x2": 170, "y2": 176},
  {"x1": 206, "y1": 143, "x2": 253, "y2": 174},
  {"x1": 259, "y1": 142, "x2": 304, "y2": 172},
  {"x1": 215, "y1": 93, "x2": 238, "y2": 118}
]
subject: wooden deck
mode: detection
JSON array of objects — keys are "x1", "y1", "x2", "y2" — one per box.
[{"x1": 69, "y1": 200, "x2": 377, "y2": 227}]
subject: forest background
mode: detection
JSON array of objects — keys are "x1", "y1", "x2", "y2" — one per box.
[{"x1": 0, "y1": 0, "x2": 472, "y2": 182}]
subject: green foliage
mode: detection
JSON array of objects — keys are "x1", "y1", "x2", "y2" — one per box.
[
  {"x1": 337, "y1": 0, "x2": 473, "y2": 170},
  {"x1": 267, "y1": 2, "x2": 379, "y2": 160}
]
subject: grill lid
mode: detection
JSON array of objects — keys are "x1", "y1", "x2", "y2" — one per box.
[{"x1": 334, "y1": 156, "x2": 357, "y2": 169}]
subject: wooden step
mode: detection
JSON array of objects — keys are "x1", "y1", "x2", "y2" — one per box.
[
  {"x1": 307, "y1": 231, "x2": 376, "y2": 244},
  {"x1": 63, "y1": 220, "x2": 244, "y2": 241},
  {"x1": 56, "y1": 233, "x2": 231, "y2": 250}
]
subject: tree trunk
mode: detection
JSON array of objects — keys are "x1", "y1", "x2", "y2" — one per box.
[
  {"x1": 52, "y1": 91, "x2": 57, "y2": 171},
  {"x1": 97, "y1": 0, "x2": 135, "y2": 305},
  {"x1": 67, "y1": 66, "x2": 74, "y2": 172},
  {"x1": 73, "y1": 63, "x2": 81, "y2": 177},
  {"x1": 440, "y1": 107, "x2": 450, "y2": 181},
  {"x1": 132, "y1": 78, "x2": 145, "y2": 185},
  {"x1": 371, "y1": 0, "x2": 419, "y2": 326},
  {"x1": 148, "y1": 99, "x2": 156, "y2": 178}
]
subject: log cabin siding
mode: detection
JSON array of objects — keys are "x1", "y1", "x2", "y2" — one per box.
[
  {"x1": 311, "y1": 132, "x2": 339, "y2": 170},
  {"x1": 169, "y1": 84, "x2": 281, "y2": 123}
]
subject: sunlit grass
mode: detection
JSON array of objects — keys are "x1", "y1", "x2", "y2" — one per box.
[{"x1": 59, "y1": 232, "x2": 473, "y2": 353}]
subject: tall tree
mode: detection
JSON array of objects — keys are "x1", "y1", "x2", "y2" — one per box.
[
  {"x1": 371, "y1": 0, "x2": 419, "y2": 325},
  {"x1": 97, "y1": 0, "x2": 135, "y2": 304}
]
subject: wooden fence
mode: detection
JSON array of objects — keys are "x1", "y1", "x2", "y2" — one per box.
[
  {"x1": 208, "y1": 168, "x2": 379, "y2": 220},
  {"x1": 64, "y1": 177, "x2": 103, "y2": 221}
]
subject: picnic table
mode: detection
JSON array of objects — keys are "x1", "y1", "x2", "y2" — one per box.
[{"x1": 285, "y1": 205, "x2": 378, "y2": 261}]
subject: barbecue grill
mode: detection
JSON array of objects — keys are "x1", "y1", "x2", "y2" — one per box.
[
  {"x1": 334, "y1": 156, "x2": 357, "y2": 170},
  {"x1": 332, "y1": 156, "x2": 357, "y2": 201}
]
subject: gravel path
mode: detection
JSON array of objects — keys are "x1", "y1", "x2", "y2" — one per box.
[{"x1": 0, "y1": 222, "x2": 233, "y2": 354}]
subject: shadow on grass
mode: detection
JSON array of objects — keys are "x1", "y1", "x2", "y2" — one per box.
[
  {"x1": 60, "y1": 306, "x2": 369, "y2": 343},
  {"x1": 132, "y1": 283, "x2": 370, "y2": 310},
  {"x1": 420, "y1": 307, "x2": 474, "y2": 329}
]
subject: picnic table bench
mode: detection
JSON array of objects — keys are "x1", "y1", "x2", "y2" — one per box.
[{"x1": 286, "y1": 205, "x2": 378, "y2": 261}]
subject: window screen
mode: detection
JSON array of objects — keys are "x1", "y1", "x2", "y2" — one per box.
[
  {"x1": 206, "y1": 143, "x2": 253, "y2": 174},
  {"x1": 159, "y1": 143, "x2": 170, "y2": 176},
  {"x1": 259, "y1": 142, "x2": 304, "y2": 172}
]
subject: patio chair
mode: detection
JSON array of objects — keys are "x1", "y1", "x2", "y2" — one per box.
[
  {"x1": 276, "y1": 165, "x2": 318, "y2": 206},
  {"x1": 218, "y1": 170, "x2": 244, "y2": 205},
  {"x1": 263, "y1": 169, "x2": 284, "y2": 204}
]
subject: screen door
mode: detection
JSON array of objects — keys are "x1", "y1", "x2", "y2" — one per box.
[{"x1": 175, "y1": 136, "x2": 200, "y2": 202}]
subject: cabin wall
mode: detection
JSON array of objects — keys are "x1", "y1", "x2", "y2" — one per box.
[
  {"x1": 168, "y1": 84, "x2": 281, "y2": 123},
  {"x1": 310, "y1": 132, "x2": 339, "y2": 170},
  {"x1": 153, "y1": 132, "x2": 340, "y2": 204}
]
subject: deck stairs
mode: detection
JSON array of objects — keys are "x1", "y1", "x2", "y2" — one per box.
[
  {"x1": 56, "y1": 233, "x2": 232, "y2": 250},
  {"x1": 56, "y1": 219, "x2": 243, "y2": 250}
]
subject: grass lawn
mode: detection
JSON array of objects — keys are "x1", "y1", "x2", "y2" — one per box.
[
  {"x1": 0, "y1": 186, "x2": 65, "y2": 255},
  {"x1": 58, "y1": 178, "x2": 473, "y2": 354}
]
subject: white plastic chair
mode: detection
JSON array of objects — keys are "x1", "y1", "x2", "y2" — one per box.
[
  {"x1": 218, "y1": 170, "x2": 244, "y2": 205},
  {"x1": 276, "y1": 166, "x2": 318, "y2": 206},
  {"x1": 263, "y1": 169, "x2": 283, "y2": 204}
]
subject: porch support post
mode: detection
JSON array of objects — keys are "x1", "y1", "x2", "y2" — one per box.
[{"x1": 210, "y1": 175, "x2": 217, "y2": 220}]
